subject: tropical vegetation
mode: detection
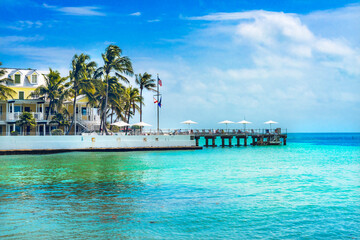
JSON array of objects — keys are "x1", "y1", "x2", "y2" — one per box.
[
  {"x1": 94, "y1": 45, "x2": 133, "y2": 135},
  {"x1": 0, "y1": 62, "x2": 16, "y2": 100},
  {"x1": 1, "y1": 44, "x2": 158, "y2": 135},
  {"x1": 28, "y1": 68, "x2": 69, "y2": 120},
  {"x1": 16, "y1": 112, "x2": 36, "y2": 135},
  {"x1": 135, "y1": 72, "x2": 156, "y2": 122}
]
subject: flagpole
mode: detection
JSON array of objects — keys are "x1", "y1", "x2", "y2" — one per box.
[{"x1": 157, "y1": 74, "x2": 159, "y2": 134}]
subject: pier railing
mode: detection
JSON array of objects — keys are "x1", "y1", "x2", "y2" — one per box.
[
  {"x1": 110, "y1": 128, "x2": 287, "y2": 136},
  {"x1": 0, "y1": 127, "x2": 287, "y2": 137}
]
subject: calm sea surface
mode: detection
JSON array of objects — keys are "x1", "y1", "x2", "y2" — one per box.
[{"x1": 0, "y1": 133, "x2": 359, "y2": 239}]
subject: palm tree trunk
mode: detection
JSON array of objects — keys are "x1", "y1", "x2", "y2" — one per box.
[
  {"x1": 103, "y1": 109, "x2": 109, "y2": 135},
  {"x1": 125, "y1": 107, "x2": 130, "y2": 134},
  {"x1": 46, "y1": 101, "x2": 52, "y2": 120},
  {"x1": 140, "y1": 88, "x2": 143, "y2": 122},
  {"x1": 99, "y1": 117, "x2": 103, "y2": 132},
  {"x1": 46, "y1": 101, "x2": 53, "y2": 135},
  {"x1": 66, "y1": 92, "x2": 77, "y2": 135},
  {"x1": 102, "y1": 74, "x2": 109, "y2": 135},
  {"x1": 110, "y1": 108, "x2": 114, "y2": 130}
]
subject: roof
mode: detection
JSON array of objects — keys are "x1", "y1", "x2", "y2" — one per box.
[
  {"x1": 8, "y1": 69, "x2": 23, "y2": 76},
  {"x1": 0, "y1": 67, "x2": 36, "y2": 70},
  {"x1": 64, "y1": 95, "x2": 88, "y2": 104},
  {"x1": 7, "y1": 99, "x2": 45, "y2": 104},
  {"x1": 25, "y1": 70, "x2": 41, "y2": 76}
]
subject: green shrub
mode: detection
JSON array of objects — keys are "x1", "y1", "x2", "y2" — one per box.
[
  {"x1": 10, "y1": 131, "x2": 19, "y2": 136},
  {"x1": 51, "y1": 129, "x2": 64, "y2": 135}
]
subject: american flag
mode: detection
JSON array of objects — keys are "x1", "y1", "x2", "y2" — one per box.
[{"x1": 158, "y1": 76, "x2": 162, "y2": 87}]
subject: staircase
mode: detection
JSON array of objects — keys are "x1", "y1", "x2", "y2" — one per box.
[{"x1": 76, "y1": 120, "x2": 100, "y2": 135}]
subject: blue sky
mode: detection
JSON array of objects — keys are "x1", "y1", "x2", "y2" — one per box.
[{"x1": 1, "y1": 0, "x2": 360, "y2": 132}]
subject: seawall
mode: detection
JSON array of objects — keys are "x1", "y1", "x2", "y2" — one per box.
[{"x1": 0, "y1": 135, "x2": 202, "y2": 155}]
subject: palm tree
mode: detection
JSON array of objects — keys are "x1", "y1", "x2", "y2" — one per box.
[
  {"x1": 108, "y1": 77, "x2": 126, "y2": 124},
  {"x1": 94, "y1": 45, "x2": 133, "y2": 135},
  {"x1": 90, "y1": 77, "x2": 126, "y2": 131},
  {"x1": 135, "y1": 72, "x2": 156, "y2": 122},
  {"x1": 123, "y1": 86, "x2": 142, "y2": 124},
  {"x1": 66, "y1": 54, "x2": 97, "y2": 135},
  {"x1": 50, "y1": 111, "x2": 70, "y2": 133},
  {"x1": 28, "y1": 68, "x2": 68, "y2": 120},
  {"x1": 16, "y1": 112, "x2": 36, "y2": 135},
  {"x1": 0, "y1": 62, "x2": 16, "y2": 100}
]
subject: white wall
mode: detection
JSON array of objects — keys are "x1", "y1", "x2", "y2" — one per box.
[{"x1": 0, "y1": 135, "x2": 195, "y2": 150}]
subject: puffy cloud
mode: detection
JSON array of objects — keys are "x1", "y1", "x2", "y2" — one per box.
[{"x1": 144, "y1": 6, "x2": 360, "y2": 131}]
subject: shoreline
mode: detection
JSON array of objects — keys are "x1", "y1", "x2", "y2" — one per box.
[{"x1": 0, "y1": 146, "x2": 203, "y2": 156}]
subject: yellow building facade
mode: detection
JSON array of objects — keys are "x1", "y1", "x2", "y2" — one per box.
[{"x1": 0, "y1": 68, "x2": 100, "y2": 136}]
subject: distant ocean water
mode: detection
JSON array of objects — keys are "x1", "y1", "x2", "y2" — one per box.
[{"x1": 0, "y1": 133, "x2": 359, "y2": 239}]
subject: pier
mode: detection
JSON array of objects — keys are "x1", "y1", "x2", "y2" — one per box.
[
  {"x1": 113, "y1": 128, "x2": 287, "y2": 147},
  {"x1": 190, "y1": 128, "x2": 287, "y2": 147}
]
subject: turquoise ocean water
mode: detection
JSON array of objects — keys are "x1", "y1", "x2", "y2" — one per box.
[{"x1": 0, "y1": 133, "x2": 359, "y2": 239}]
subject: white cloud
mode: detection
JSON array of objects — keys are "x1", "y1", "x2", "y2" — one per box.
[
  {"x1": 7, "y1": 20, "x2": 43, "y2": 30},
  {"x1": 43, "y1": 3, "x2": 105, "y2": 16},
  {"x1": 314, "y1": 38, "x2": 354, "y2": 56},
  {"x1": 143, "y1": 6, "x2": 360, "y2": 131},
  {"x1": 4, "y1": 46, "x2": 77, "y2": 66},
  {"x1": 130, "y1": 12, "x2": 141, "y2": 16},
  {"x1": 0, "y1": 35, "x2": 77, "y2": 72},
  {"x1": 0, "y1": 35, "x2": 43, "y2": 45}
]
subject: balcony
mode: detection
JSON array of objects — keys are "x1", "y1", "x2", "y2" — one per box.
[
  {"x1": 75, "y1": 114, "x2": 101, "y2": 122},
  {"x1": 7, "y1": 112, "x2": 44, "y2": 121}
]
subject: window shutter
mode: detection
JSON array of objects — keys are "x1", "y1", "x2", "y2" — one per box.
[{"x1": 15, "y1": 74, "x2": 21, "y2": 84}]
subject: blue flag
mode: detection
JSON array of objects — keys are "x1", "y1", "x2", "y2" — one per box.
[{"x1": 158, "y1": 97, "x2": 162, "y2": 108}]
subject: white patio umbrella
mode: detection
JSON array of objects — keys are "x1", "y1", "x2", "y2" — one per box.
[
  {"x1": 132, "y1": 121, "x2": 152, "y2": 127},
  {"x1": 181, "y1": 120, "x2": 198, "y2": 129},
  {"x1": 132, "y1": 121, "x2": 152, "y2": 134},
  {"x1": 110, "y1": 121, "x2": 130, "y2": 127},
  {"x1": 264, "y1": 120, "x2": 278, "y2": 130},
  {"x1": 218, "y1": 120, "x2": 234, "y2": 132},
  {"x1": 238, "y1": 120, "x2": 252, "y2": 132}
]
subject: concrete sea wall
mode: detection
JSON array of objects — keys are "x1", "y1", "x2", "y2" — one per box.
[{"x1": 0, "y1": 135, "x2": 200, "y2": 154}]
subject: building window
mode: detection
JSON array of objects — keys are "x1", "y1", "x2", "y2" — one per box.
[
  {"x1": 19, "y1": 91, "x2": 24, "y2": 100},
  {"x1": 32, "y1": 74, "x2": 37, "y2": 84},
  {"x1": 15, "y1": 74, "x2": 21, "y2": 84},
  {"x1": 82, "y1": 107, "x2": 87, "y2": 116}
]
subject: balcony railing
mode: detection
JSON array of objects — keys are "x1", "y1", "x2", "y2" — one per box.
[
  {"x1": 74, "y1": 114, "x2": 101, "y2": 122},
  {"x1": 7, "y1": 112, "x2": 44, "y2": 121}
]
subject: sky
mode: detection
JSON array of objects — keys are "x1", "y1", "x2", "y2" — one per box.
[{"x1": 0, "y1": 0, "x2": 359, "y2": 132}]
